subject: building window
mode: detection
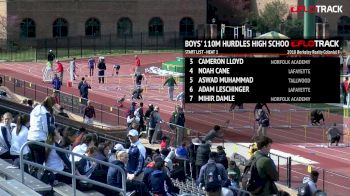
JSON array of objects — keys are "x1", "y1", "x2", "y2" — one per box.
[
  {"x1": 117, "y1": 17, "x2": 133, "y2": 37},
  {"x1": 85, "y1": 18, "x2": 100, "y2": 37},
  {"x1": 53, "y1": 18, "x2": 68, "y2": 38},
  {"x1": 315, "y1": 16, "x2": 323, "y2": 23},
  {"x1": 179, "y1": 17, "x2": 194, "y2": 37},
  {"x1": 20, "y1": 18, "x2": 36, "y2": 38},
  {"x1": 149, "y1": 17, "x2": 163, "y2": 36},
  {"x1": 338, "y1": 16, "x2": 350, "y2": 37}
]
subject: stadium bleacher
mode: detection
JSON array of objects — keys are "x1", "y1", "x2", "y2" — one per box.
[{"x1": 0, "y1": 85, "x2": 298, "y2": 196}]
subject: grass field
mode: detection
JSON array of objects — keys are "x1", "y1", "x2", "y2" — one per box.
[{"x1": 294, "y1": 103, "x2": 344, "y2": 116}]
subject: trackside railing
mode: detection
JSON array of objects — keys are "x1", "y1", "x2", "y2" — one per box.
[
  {"x1": 20, "y1": 140, "x2": 127, "y2": 196},
  {"x1": 0, "y1": 99, "x2": 125, "y2": 145}
]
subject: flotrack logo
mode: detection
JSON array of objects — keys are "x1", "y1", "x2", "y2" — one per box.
[{"x1": 290, "y1": 5, "x2": 343, "y2": 13}]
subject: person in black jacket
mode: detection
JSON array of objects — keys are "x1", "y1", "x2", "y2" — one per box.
[
  {"x1": 148, "y1": 155, "x2": 178, "y2": 195},
  {"x1": 195, "y1": 140, "x2": 211, "y2": 178},
  {"x1": 175, "y1": 105, "x2": 185, "y2": 146},
  {"x1": 188, "y1": 138, "x2": 200, "y2": 178},
  {"x1": 47, "y1": 50, "x2": 55, "y2": 65},
  {"x1": 254, "y1": 103, "x2": 270, "y2": 120},
  {"x1": 79, "y1": 80, "x2": 91, "y2": 103},
  {"x1": 97, "y1": 57, "x2": 106, "y2": 84},
  {"x1": 257, "y1": 109, "x2": 270, "y2": 138},
  {"x1": 216, "y1": 145, "x2": 228, "y2": 169},
  {"x1": 311, "y1": 109, "x2": 325, "y2": 126}
]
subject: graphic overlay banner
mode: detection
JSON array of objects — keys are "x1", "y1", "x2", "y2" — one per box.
[{"x1": 184, "y1": 39, "x2": 341, "y2": 103}]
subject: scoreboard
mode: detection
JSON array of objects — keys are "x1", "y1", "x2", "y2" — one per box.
[{"x1": 184, "y1": 39, "x2": 341, "y2": 103}]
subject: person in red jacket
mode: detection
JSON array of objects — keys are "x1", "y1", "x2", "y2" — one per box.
[
  {"x1": 56, "y1": 60, "x2": 64, "y2": 82},
  {"x1": 134, "y1": 55, "x2": 141, "y2": 75}
]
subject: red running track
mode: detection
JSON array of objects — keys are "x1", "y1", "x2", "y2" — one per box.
[{"x1": 1, "y1": 53, "x2": 350, "y2": 195}]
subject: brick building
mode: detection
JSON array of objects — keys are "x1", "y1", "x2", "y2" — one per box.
[
  {"x1": 253, "y1": 0, "x2": 350, "y2": 38},
  {"x1": 0, "y1": 0, "x2": 349, "y2": 40},
  {"x1": 0, "y1": 0, "x2": 206, "y2": 40}
]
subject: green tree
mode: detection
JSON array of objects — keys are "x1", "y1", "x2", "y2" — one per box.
[
  {"x1": 260, "y1": 0, "x2": 288, "y2": 31},
  {"x1": 284, "y1": 19, "x2": 303, "y2": 38}
]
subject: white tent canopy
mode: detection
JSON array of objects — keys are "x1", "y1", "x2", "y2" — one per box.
[{"x1": 255, "y1": 31, "x2": 290, "y2": 39}]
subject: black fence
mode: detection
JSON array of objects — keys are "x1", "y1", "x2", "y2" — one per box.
[{"x1": 0, "y1": 31, "x2": 197, "y2": 62}]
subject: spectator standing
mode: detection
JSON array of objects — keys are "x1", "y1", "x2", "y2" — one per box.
[
  {"x1": 150, "y1": 106, "x2": 163, "y2": 144},
  {"x1": 143, "y1": 155, "x2": 162, "y2": 189},
  {"x1": 83, "y1": 101, "x2": 96, "y2": 125},
  {"x1": 197, "y1": 152, "x2": 228, "y2": 196},
  {"x1": 88, "y1": 57, "x2": 96, "y2": 77},
  {"x1": 174, "y1": 105, "x2": 185, "y2": 146},
  {"x1": 256, "y1": 109, "x2": 270, "y2": 138},
  {"x1": 80, "y1": 79, "x2": 91, "y2": 102},
  {"x1": 47, "y1": 50, "x2": 55, "y2": 65},
  {"x1": 134, "y1": 55, "x2": 141, "y2": 75},
  {"x1": 78, "y1": 77, "x2": 85, "y2": 95},
  {"x1": 97, "y1": 57, "x2": 106, "y2": 84},
  {"x1": 163, "y1": 75, "x2": 177, "y2": 101},
  {"x1": 127, "y1": 129, "x2": 146, "y2": 181},
  {"x1": 134, "y1": 102, "x2": 145, "y2": 133},
  {"x1": 69, "y1": 57, "x2": 77, "y2": 81},
  {"x1": 149, "y1": 156, "x2": 179, "y2": 195},
  {"x1": 52, "y1": 74, "x2": 62, "y2": 91},
  {"x1": 0, "y1": 112, "x2": 16, "y2": 159},
  {"x1": 195, "y1": 140, "x2": 211, "y2": 178},
  {"x1": 55, "y1": 60, "x2": 64, "y2": 81},
  {"x1": 188, "y1": 138, "x2": 201, "y2": 178},
  {"x1": 250, "y1": 136, "x2": 278, "y2": 196},
  {"x1": 144, "y1": 104, "x2": 154, "y2": 135},
  {"x1": 216, "y1": 145, "x2": 228, "y2": 169},
  {"x1": 326, "y1": 123, "x2": 344, "y2": 146},
  {"x1": 10, "y1": 114, "x2": 30, "y2": 166},
  {"x1": 28, "y1": 96, "x2": 56, "y2": 165}
]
